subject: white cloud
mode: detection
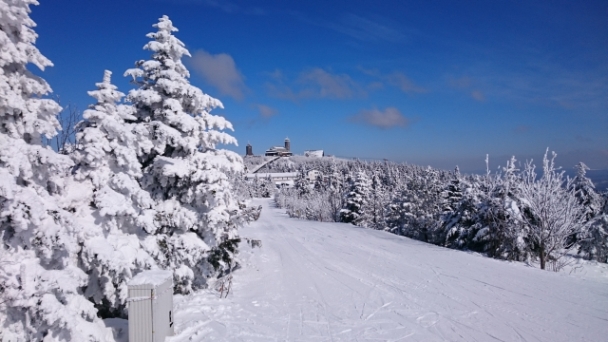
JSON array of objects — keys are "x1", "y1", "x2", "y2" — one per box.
[
  {"x1": 471, "y1": 90, "x2": 485, "y2": 101},
  {"x1": 360, "y1": 68, "x2": 427, "y2": 94},
  {"x1": 350, "y1": 107, "x2": 409, "y2": 129},
  {"x1": 447, "y1": 76, "x2": 485, "y2": 101},
  {"x1": 386, "y1": 72, "x2": 428, "y2": 94},
  {"x1": 266, "y1": 68, "x2": 365, "y2": 101},
  {"x1": 189, "y1": 50, "x2": 247, "y2": 100},
  {"x1": 255, "y1": 104, "x2": 277, "y2": 118},
  {"x1": 299, "y1": 68, "x2": 359, "y2": 99}
]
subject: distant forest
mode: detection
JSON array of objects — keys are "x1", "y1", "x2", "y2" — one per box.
[{"x1": 236, "y1": 153, "x2": 608, "y2": 271}]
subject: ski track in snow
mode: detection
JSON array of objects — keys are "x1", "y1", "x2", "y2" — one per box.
[{"x1": 167, "y1": 199, "x2": 608, "y2": 342}]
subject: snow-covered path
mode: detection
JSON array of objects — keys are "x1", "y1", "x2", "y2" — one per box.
[{"x1": 168, "y1": 199, "x2": 608, "y2": 341}]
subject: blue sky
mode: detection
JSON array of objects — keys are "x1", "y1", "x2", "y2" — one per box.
[{"x1": 30, "y1": 0, "x2": 607, "y2": 172}]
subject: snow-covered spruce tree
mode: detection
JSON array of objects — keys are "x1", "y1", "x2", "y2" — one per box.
[
  {"x1": 384, "y1": 165, "x2": 442, "y2": 242},
  {"x1": 70, "y1": 70, "x2": 156, "y2": 318},
  {"x1": 473, "y1": 156, "x2": 530, "y2": 261},
  {"x1": 520, "y1": 151, "x2": 587, "y2": 270},
  {"x1": 437, "y1": 166, "x2": 468, "y2": 245},
  {"x1": 294, "y1": 168, "x2": 311, "y2": 197},
  {"x1": 440, "y1": 166, "x2": 464, "y2": 215},
  {"x1": 0, "y1": 1, "x2": 111, "y2": 340},
  {"x1": 571, "y1": 163, "x2": 608, "y2": 261},
  {"x1": 124, "y1": 16, "x2": 244, "y2": 290},
  {"x1": 325, "y1": 163, "x2": 346, "y2": 222},
  {"x1": 340, "y1": 170, "x2": 371, "y2": 226},
  {"x1": 569, "y1": 162, "x2": 603, "y2": 221},
  {"x1": 368, "y1": 170, "x2": 388, "y2": 230},
  {"x1": 385, "y1": 183, "x2": 414, "y2": 236},
  {"x1": 580, "y1": 203, "x2": 608, "y2": 263}
]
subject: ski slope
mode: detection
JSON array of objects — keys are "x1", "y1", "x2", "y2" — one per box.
[{"x1": 167, "y1": 198, "x2": 608, "y2": 342}]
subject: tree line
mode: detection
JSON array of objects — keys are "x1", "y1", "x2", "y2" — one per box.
[{"x1": 269, "y1": 154, "x2": 607, "y2": 271}]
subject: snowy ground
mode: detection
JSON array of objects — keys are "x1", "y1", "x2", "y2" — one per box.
[{"x1": 166, "y1": 198, "x2": 608, "y2": 342}]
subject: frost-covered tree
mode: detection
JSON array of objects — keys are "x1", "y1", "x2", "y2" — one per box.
[
  {"x1": 474, "y1": 156, "x2": 530, "y2": 261},
  {"x1": 578, "y1": 186, "x2": 608, "y2": 263},
  {"x1": 520, "y1": 151, "x2": 587, "y2": 270},
  {"x1": 437, "y1": 166, "x2": 468, "y2": 245},
  {"x1": 325, "y1": 163, "x2": 346, "y2": 222},
  {"x1": 294, "y1": 168, "x2": 311, "y2": 197},
  {"x1": 340, "y1": 170, "x2": 370, "y2": 226},
  {"x1": 368, "y1": 170, "x2": 388, "y2": 229},
  {"x1": 247, "y1": 174, "x2": 274, "y2": 198},
  {"x1": 0, "y1": 1, "x2": 110, "y2": 340},
  {"x1": 70, "y1": 70, "x2": 156, "y2": 318},
  {"x1": 570, "y1": 162, "x2": 602, "y2": 221},
  {"x1": 441, "y1": 166, "x2": 464, "y2": 214},
  {"x1": 580, "y1": 208, "x2": 608, "y2": 263},
  {"x1": 124, "y1": 16, "x2": 244, "y2": 289}
]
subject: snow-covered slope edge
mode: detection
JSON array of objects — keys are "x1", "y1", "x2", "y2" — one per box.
[{"x1": 168, "y1": 198, "x2": 608, "y2": 342}]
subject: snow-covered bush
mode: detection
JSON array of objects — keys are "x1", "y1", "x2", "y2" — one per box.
[
  {"x1": 0, "y1": 1, "x2": 111, "y2": 340},
  {"x1": 124, "y1": 15, "x2": 245, "y2": 291}
]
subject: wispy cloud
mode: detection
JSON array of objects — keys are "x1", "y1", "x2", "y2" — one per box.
[
  {"x1": 471, "y1": 90, "x2": 485, "y2": 102},
  {"x1": 266, "y1": 68, "x2": 365, "y2": 101},
  {"x1": 448, "y1": 56, "x2": 608, "y2": 110},
  {"x1": 350, "y1": 107, "x2": 410, "y2": 129},
  {"x1": 448, "y1": 76, "x2": 472, "y2": 89},
  {"x1": 200, "y1": 0, "x2": 240, "y2": 13},
  {"x1": 360, "y1": 68, "x2": 428, "y2": 94},
  {"x1": 241, "y1": 103, "x2": 278, "y2": 127},
  {"x1": 254, "y1": 104, "x2": 277, "y2": 118},
  {"x1": 498, "y1": 63, "x2": 608, "y2": 111},
  {"x1": 189, "y1": 50, "x2": 248, "y2": 100},
  {"x1": 448, "y1": 76, "x2": 485, "y2": 102},
  {"x1": 386, "y1": 72, "x2": 428, "y2": 94},
  {"x1": 367, "y1": 81, "x2": 384, "y2": 90},
  {"x1": 154, "y1": 0, "x2": 266, "y2": 15},
  {"x1": 299, "y1": 68, "x2": 360, "y2": 99},
  {"x1": 328, "y1": 13, "x2": 405, "y2": 43}
]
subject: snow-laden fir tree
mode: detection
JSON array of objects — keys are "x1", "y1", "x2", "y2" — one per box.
[
  {"x1": 472, "y1": 156, "x2": 530, "y2": 261},
  {"x1": 571, "y1": 162, "x2": 608, "y2": 262},
  {"x1": 579, "y1": 198, "x2": 608, "y2": 262},
  {"x1": 70, "y1": 70, "x2": 156, "y2": 318},
  {"x1": 340, "y1": 170, "x2": 371, "y2": 226},
  {"x1": 325, "y1": 162, "x2": 346, "y2": 222},
  {"x1": 0, "y1": 1, "x2": 111, "y2": 340},
  {"x1": 124, "y1": 16, "x2": 244, "y2": 290},
  {"x1": 294, "y1": 168, "x2": 311, "y2": 197},
  {"x1": 378, "y1": 166, "x2": 436, "y2": 239},
  {"x1": 569, "y1": 162, "x2": 602, "y2": 221},
  {"x1": 368, "y1": 169, "x2": 388, "y2": 229},
  {"x1": 441, "y1": 166, "x2": 464, "y2": 215},
  {"x1": 385, "y1": 183, "x2": 414, "y2": 236},
  {"x1": 436, "y1": 166, "x2": 468, "y2": 244}
]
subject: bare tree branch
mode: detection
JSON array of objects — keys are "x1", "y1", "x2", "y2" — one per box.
[{"x1": 44, "y1": 99, "x2": 81, "y2": 154}]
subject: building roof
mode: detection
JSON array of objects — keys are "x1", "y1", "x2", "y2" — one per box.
[
  {"x1": 246, "y1": 172, "x2": 298, "y2": 178},
  {"x1": 266, "y1": 146, "x2": 288, "y2": 152},
  {"x1": 304, "y1": 150, "x2": 324, "y2": 157}
]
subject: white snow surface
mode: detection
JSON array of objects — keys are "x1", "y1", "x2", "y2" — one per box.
[
  {"x1": 168, "y1": 198, "x2": 608, "y2": 342},
  {"x1": 129, "y1": 270, "x2": 173, "y2": 286}
]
